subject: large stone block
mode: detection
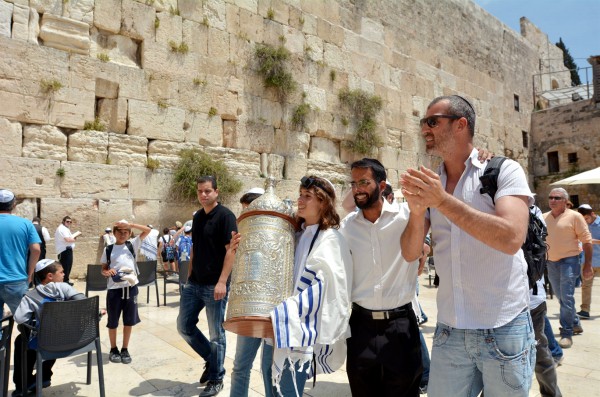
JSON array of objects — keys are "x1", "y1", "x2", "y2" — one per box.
[
  {"x1": 59, "y1": 162, "x2": 130, "y2": 199},
  {"x1": 186, "y1": 111, "x2": 223, "y2": 147},
  {"x1": 147, "y1": 140, "x2": 190, "y2": 169},
  {"x1": 155, "y1": 11, "x2": 182, "y2": 44},
  {"x1": 97, "y1": 97, "x2": 127, "y2": 133},
  {"x1": 28, "y1": 0, "x2": 62, "y2": 15},
  {"x1": 303, "y1": 84, "x2": 327, "y2": 111},
  {"x1": 11, "y1": 3, "x2": 28, "y2": 41},
  {"x1": 12, "y1": 198, "x2": 37, "y2": 220},
  {"x1": 129, "y1": 167, "x2": 174, "y2": 201},
  {"x1": 203, "y1": 0, "x2": 227, "y2": 31},
  {"x1": 68, "y1": 129, "x2": 109, "y2": 164},
  {"x1": 0, "y1": 1, "x2": 12, "y2": 38},
  {"x1": 238, "y1": 8, "x2": 263, "y2": 43},
  {"x1": 307, "y1": 159, "x2": 349, "y2": 184},
  {"x1": 0, "y1": 117, "x2": 22, "y2": 157},
  {"x1": 39, "y1": 13, "x2": 90, "y2": 54},
  {"x1": 309, "y1": 136, "x2": 340, "y2": 163},
  {"x1": 378, "y1": 146, "x2": 399, "y2": 170},
  {"x1": 208, "y1": 27, "x2": 229, "y2": 60},
  {"x1": 98, "y1": 199, "x2": 134, "y2": 231},
  {"x1": 127, "y1": 99, "x2": 186, "y2": 142},
  {"x1": 120, "y1": 0, "x2": 154, "y2": 41},
  {"x1": 94, "y1": 0, "x2": 121, "y2": 33},
  {"x1": 132, "y1": 200, "x2": 161, "y2": 228},
  {"x1": 22, "y1": 124, "x2": 67, "y2": 160},
  {"x1": 182, "y1": 19, "x2": 208, "y2": 56},
  {"x1": 0, "y1": 156, "x2": 61, "y2": 198},
  {"x1": 284, "y1": 156, "x2": 308, "y2": 181},
  {"x1": 27, "y1": 8, "x2": 39, "y2": 44},
  {"x1": 108, "y1": 132, "x2": 147, "y2": 167},
  {"x1": 63, "y1": 0, "x2": 94, "y2": 25},
  {"x1": 90, "y1": 29, "x2": 141, "y2": 69},
  {"x1": 48, "y1": 87, "x2": 96, "y2": 129},
  {"x1": 40, "y1": 197, "x2": 100, "y2": 240},
  {"x1": 204, "y1": 146, "x2": 262, "y2": 177},
  {"x1": 178, "y1": 0, "x2": 203, "y2": 23}
]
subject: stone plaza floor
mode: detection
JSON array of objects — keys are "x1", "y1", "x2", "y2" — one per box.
[{"x1": 7, "y1": 274, "x2": 600, "y2": 396}]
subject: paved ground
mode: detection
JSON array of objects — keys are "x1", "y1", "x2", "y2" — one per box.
[{"x1": 6, "y1": 273, "x2": 600, "y2": 396}]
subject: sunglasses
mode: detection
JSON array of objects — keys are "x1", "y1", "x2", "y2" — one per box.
[
  {"x1": 548, "y1": 196, "x2": 564, "y2": 201},
  {"x1": 419, "y1": 114, "x2": 462, "y2": 128},
  {"x1": 64, "y1": 220, "x2": 72, "y2": 224},
  {"x1": 301, "y1": 176, "x2": 328, "y2": 192}
]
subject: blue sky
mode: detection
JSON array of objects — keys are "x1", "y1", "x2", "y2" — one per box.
[{"x1": 473, "y1": 0, "x2": 599, "y2": 83}]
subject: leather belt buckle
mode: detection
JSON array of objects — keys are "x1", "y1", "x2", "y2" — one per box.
[{"x1": 372, "y1": 311, "x2": 388, "y2": 320}]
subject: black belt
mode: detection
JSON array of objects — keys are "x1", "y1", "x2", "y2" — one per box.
[{"x1": 352, "y1": 302, "x2": 411, "y2": 320}]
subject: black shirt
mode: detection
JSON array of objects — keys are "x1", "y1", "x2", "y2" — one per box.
[{"x1": 190, "y1": 203, "x2": 237, "y2": 285}]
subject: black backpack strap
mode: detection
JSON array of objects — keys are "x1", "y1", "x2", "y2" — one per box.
[
  {"x1": 125, "y1": 240, "x2": 136, "y2": 259},
  {"x1": 479, "y1": 156, "x2": 507, "y2": 205}
]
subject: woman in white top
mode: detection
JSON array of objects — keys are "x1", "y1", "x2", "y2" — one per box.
[{"x1": 261, "y1": 175, "x2": 353, "y2": 397}]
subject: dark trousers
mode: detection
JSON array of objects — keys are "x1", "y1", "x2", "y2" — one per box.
[
  {"x1": 531, "y1": 302, "x2": 562, "y2": 397},
  {"x1": 58, "y1": 247, "x2": 73, "y2": 283},
  {"x1": 13, "y1": 334, "x2": 55, "y2": 390},
  {"x1": 346, "y1": 304, "x2": 422, "y2": 397}
]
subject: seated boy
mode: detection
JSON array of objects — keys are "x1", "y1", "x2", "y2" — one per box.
[{"x1": 12, "y1": 259, "x2": 86, "y2": 397}]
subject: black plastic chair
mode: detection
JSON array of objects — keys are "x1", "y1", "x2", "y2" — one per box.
[
  {"x1": 20, "y1": 296, "x2": 105, "y2": 397},
  {"x1": 161, "y1": 260, "x2": 190, "y2": 306},
  {"x1": 0, "y1": 315, "x2": 14, "y2": 397},
  {"x1": 85, "y1": 264, "x2": 108, "y2": 297},
  {"x1": 137, "y1": 260, "x2": 160, "y2": 307}
]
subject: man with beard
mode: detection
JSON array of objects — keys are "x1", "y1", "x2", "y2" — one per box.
[{"x1": 339, "y1": 158, "x2": 424, "y2": 397}]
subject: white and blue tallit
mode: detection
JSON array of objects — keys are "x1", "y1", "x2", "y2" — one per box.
[{"x1": 270, "y1": 225, "x2": 353, "y2": 396}]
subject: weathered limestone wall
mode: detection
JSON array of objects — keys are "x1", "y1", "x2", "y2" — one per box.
[
  {"x1": 531, "y1": 99, "x2": 600, "y2": 210},
  {"x1": 0, "y1": 0, "x2": 553, "y2": 275}
]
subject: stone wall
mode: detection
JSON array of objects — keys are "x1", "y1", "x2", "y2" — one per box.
[
  {"x1": 0, "y1": 0, "x2": 555, "y2": 275},
  {"x1": 531, "y1": 99, "x2": 600, "y2": 211}
]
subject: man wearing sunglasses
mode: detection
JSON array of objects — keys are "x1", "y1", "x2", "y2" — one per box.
[
  {"x1": 401, "y1": 95, "x2": 536, "y2": 397},
  {"x1": 54, "y1": 215, "x2": 78, "y2": 285},
  {"x1": 543, "y1": 188, "x2": 592, "y2": 349}
]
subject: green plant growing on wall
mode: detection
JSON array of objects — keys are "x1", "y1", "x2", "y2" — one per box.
[
  {"x1": 254, "y1": 43, "x2": 297, "y2": 99},
  {"x1": 154, "y1": 17, "x2": 160, "y2": 29},
  {"x1": 202, "y1": 16, "x2": 209, "y2": 27},
  {"x1": 329, "y1": 69, "x2": 336, "y2": 82},
  {"x1": 193, "y1": 77, "x2": 207, "y2": 86},
  {"x1": 292, "y1": 103, "x2": 311, "y2": 130},
  {"x1": 83, "y1": 117, "x2": 106, "y2": 131},
  {"x1": 267, "y1": 7, "x2": 275, "y2": 20},
  {"x1": 171, "y1": 148, "x2": 242, "y2": 203},
  {"x1": 97, "y1": 53, "x2": 110, "y2": 62},
  {"x1": 338, "y1": 88, "x2": 383, "y2": 155},
  {"x1": 157, "y1": 100, "x2": 168, "y2": 109},
  {"x1": 146, "y1": 157, "x2": 160, "y2": 171},
  {"x1": 56, "y1": 167, "x2": 65, "y2": 177},
  {"x1": 208, "y1": 107, "x2": 218, "y2": 117},
  {"x1": 169, "y1": 40, "x2": 189, "y2": 54},
  {"x1": 169, "y1": 5, "x2": 180, "y2": 16},
  {"x1": 40, "y1": 79, "x2": 63, "y2": 94}
]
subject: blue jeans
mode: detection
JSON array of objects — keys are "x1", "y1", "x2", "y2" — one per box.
[
  {"x1": 420, "y1": 330, "x2": 430, "y2": 388},
  {"x1": 0, "y1": 280, "x2": 28, "y2": 314},
  {"x1": 546, "y1": 256, "x2": 581, "y2": 337},
  {"x1": 428, "y1": 310, "x2": 536, "y2": 397},
  {"x1": 261, "y1": 342, "x2": 309, "y2": 397},
  {"x1": 176, "y1": 281, "x2": 228, "y2": 381},
  {"x1": 544, "y1": 316, "x2": 563, "y2": 359},
  {"x1": 230, "y1": 335, "x2": 263, "y2": 397}
]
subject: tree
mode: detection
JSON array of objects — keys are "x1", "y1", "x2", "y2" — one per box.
[{"x1": 556, "y1": 38, "x2": 581, "y2": 86}]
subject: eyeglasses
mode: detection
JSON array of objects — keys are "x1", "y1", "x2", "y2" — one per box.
[
  {"x1": 419, "y1": 114, "x2": 462, "y2": 128},
  {"x1": 301, "y1": 176, "x2": 328, "y2": 192},
  {"x1": 349, "y1": 179, "x2": 374, "y2": 189},
  {"x1": 64, "y1": 220, "x2": 72, "y2": 224},
  {"x1": 548, "y1": 196, "x2": 564, "y2": 201}
]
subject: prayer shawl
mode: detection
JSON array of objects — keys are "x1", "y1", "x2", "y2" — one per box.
[
  {"x1": 270, "y1": 227, "x2": 353, "y2": 395},
  {"x1": 140, "y1": 228, "x2": 159, "y2": 260}
]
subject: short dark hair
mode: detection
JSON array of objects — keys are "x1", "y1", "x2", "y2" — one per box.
[
  {"x1": 163, "y1": 227, "x2": 170, "y2": 235},
  {"x1": 382, "y1": 184, "x2": 393, "y2": 198},
  {"x1": 32, "y1": 216, "x2": 41, "y2": 223},
  {"x1": 0, "y1": 199, "x2": 14, "y2": 212},
  {"x1": 197, "y1": 175, "x2": 217, "y2": 189},
  {"x1": 62, "y1": 216, "x2": 71, "y2": 223},
  {"x1": 240, "y1": 193, "x2": 262, "y2": 205},
  {"x1": 350, "y1": 158, "x2": 387, "y2": 183},
  {"x1": 578, "y1": 208, "x2": 593, "y2": 216},
  {"x1": 36, "y1": 263, "x2": 62, "y2": 281},
  {"x1": 428, "y1": 95, "x2": 476, "y2": 136}
]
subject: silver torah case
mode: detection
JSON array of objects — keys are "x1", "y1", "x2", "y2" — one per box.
[{"x1": 223, "y1": 179, "x2": 297, "y2": 338}]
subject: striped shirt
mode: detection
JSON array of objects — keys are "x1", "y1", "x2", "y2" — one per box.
[{"x1": 430, "y1": 149, "x2": 533, "y2": 329}]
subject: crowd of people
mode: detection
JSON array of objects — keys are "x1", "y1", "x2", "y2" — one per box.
[{"x1": 1, "y1": 94, "x2": 598, "y2": 397}]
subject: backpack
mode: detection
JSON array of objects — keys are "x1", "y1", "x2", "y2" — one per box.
[
  {"x1": 33, "y1": 223, "x2": 47, "y2": 259},
  {"x1": 178, "y1": 235, "x2": 192, "y2": 262},
  {"x1": 161, "y1": 236, "x2": 175, "y2": 262},
  {"x1": 480, "y1": 156, "x2": 548, "y2": 295}
]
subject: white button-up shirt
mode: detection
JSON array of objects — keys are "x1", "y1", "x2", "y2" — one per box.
[
  {"x1": 429, "y1": 149, "x2": 533, "y2": 329},
  {"x1": 54, "y1": 223, "x2": 75, "y2": 254},
  {"x1": 340, "y1": 200, "x2": 418, "y2": 310}
]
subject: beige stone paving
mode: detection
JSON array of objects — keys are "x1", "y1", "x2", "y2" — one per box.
[{"x1": 6, "y1": 275, "x2": 600, "y2": 396}]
